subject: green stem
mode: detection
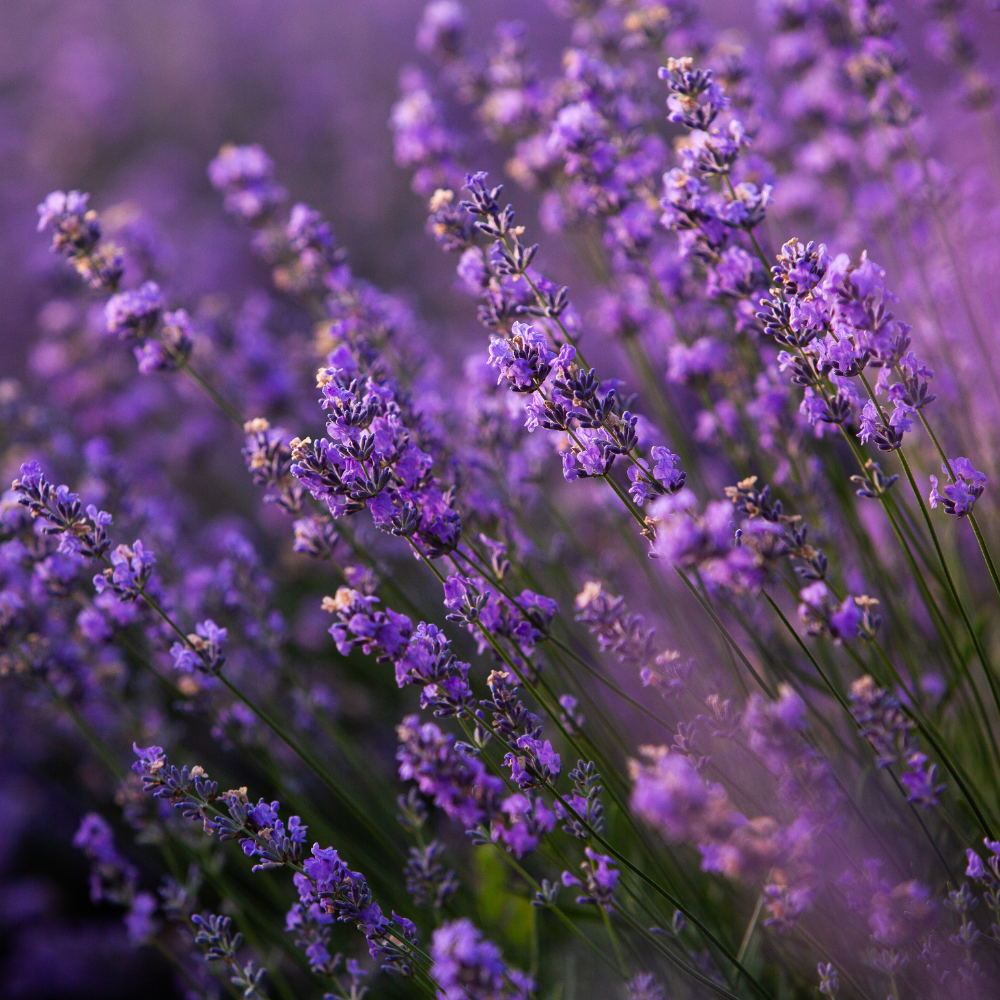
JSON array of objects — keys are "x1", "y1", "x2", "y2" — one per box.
[
  {"x1": 178, "y1": 360, "x2": 245, "y2": 425},
  {"x1": 601, "y1": 906, "x2": 628, "y2": 979},
  {"x1": 736, "y1": 893, "x2": 765, "y2": 964}
]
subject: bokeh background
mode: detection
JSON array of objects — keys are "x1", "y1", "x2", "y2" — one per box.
[{"x1": 3, "y1": 1, "x2": 1000, "y2": 997}]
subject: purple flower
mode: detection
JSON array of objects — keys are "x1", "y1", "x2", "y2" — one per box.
[
  {"x1": 323, "y1": 587, "x2": 414, "y2": 661},
  {"x1": 966, "y1": 850, "x2": 986, "y2": 881},
  {"x1": 561, "y1": 848, "x2": 619, "y2": 912},
  {"x1": 505, "y1": 735, "x2": 561, "y2": 789},
  {"x1": 659, "y1": 58, "x2": 730, "y2": 130},
  {"x1": 35, "y1": 190, "x2": 123, "y2": 291},
  {"x1": 899, "y1": 756, "x2": 946, "y2": 809},
  {"x1": 630, "y1": 748, "x2": 720, "y2": 842},
  {"x1": 929, "y1": 457, "x2": 987, "y2": 518},
  {"x1": 628, "y1": 974, "x2": 665, "y2": 1000},
  {"x1": 430, "y1": 919, "x2": 534, "y2": 1000},
  {"x1": 37, "y1": 190, "x2": 90, "y2": 233},
  {"x1": 73, "y1": 812, "x2": 138, "y2": 908},
  {"x1": 493, "y1": 793, "x2": 555, "y2": 858},
  {"x1": 73, "y1": 813, "x2": 120, "y2": 867},
  {"x1": 105, "y1": 282, "x2": 164, "y2": 341},
  {"x1": 797, "y1": 583, "x2": 867, "y2": 642},
  {"x1": 866, "y1": 879, "x2": 937, "y2": 948},
  {"x1": 124, "y1": 893, "x2": 158, "y2": 944},
  {"x1": 397, "y1": 715, "x2": 502, "y2": 831},
  {"x1": 416, "y1": 0, "x2": 466, "y2": 59},
  {"x1": 170, "y1": 619, "x2": 228, "y2": 674},
  {"x1": 208, "y1": 144, "x2": 286, "y2": 221},
  {"x1": 93, "y1": 541, "x2": 156, "y2": 602}
]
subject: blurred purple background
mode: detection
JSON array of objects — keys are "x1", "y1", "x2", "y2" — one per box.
[{"x1": 0, "y1": 0, "x2": 571, "y2": 381}]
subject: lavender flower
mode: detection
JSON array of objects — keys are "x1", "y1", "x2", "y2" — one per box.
[
  {"x1": 170, "y1": 619, "x2": 228, "y2": 675},
  {"x1": 396, "y1": 716, "x2": 502, "y2": 831},
  {"x1": 849, "y1": 676, "x2": 946, "y2": 808},
  {"x1": 191, "y1": 913, "x2": 267, "y2": 998},
  {"x1": 627, "y1": 973, "x2": 665, "y2": 1000},
  {"x1": 105, "y1": 282, "x2": 164, "y2": 341},
  {"x1": 207, "y1": 144, "x2": 286, "y2": 222},
  {"x1": 817, "y1": 962, "x2": 839, "y2": 996},
  {"x1": 796, "y1": 582, "x2": 864, "y2": 642},
  {"x1": 288, "y1": 353, "x2": 461, "y2": 556},
  {"x1": 504, "y1": 733, "x2": 561, "y2": 790},
  {"x1": 651, "y1": 494, "x2": 778, "y2": 593},
  {"x1": 404, "y1": 840, "x2": 458, "y2": 909},
  {"x1": 494, "y1": 793, "x2": 555, "y2": 858},
  {"x1": 132, "y1": 745, "x2": 307, "y2": 871},
  {"x1": 929, "y1": 457, "x2": 987, "y2": 518},
  {"x1": 430, "y1": 919, "x2": 534, "y2": 1000},
  {"x1": 759, "y1": 240, "x2": 933, "y2": 449},
  {"x1": 323, "y1": 589, "x2": 473, "y2": 717},
  {"x1": 36, "y1": 190, "x2": 123, "y2": 290},
  {"x1": 574, "y1": 580, "x2": 691, "y2": 695},
  {"x1": 73, "y1": 812, "x2": 138, "y2": 906},
  {"x1": 93, "y1": 541, "x2": 156, "y2": 602},
  {"x1": 416, "y1": 0, "x2": 466, "y2": 60},
  {"x1": 12, "y1": 462, "x2": 112, "y2": 560},
  {"x1": 73, "y1": 813, "x2": 158, "y2": 944},
  {"x1": 134, "y1": 310, "x2": 194, "y2": 374},
  {"x1": 561, "y1": 848, "x2": 619, "y2": 913}
]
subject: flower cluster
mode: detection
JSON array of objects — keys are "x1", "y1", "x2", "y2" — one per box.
[
  {"x1": 191, "y1": 913, "x2": 267, "y2": 998},
  {"x1": 759, "y1": 241, "x2": 935, "y2": 447},
  {"x1": 429, "y1": 919, "x2": 534, "y2": 1000},
  {"x1": 442, "y1": 571, "x2": 557, "y2": 658},
  {"x1": 929, "y1": 457, "x2": 987, "y2": 519},
  {"x1": 561, "y1": 848, "x2": 620, "y2": 913},
  {"x1": 132, "y1": 745, "x2": 415, "y2": 973},
  {"x1": 170, "y1": 619, "x2": 228, "y2": 675},
  {"x1": 324, "y1": 588, "x2": 473, "y2": 717},
  {"x1": 73, "y1": 813, "x2": 158, "y2": 944},
  {"x1": 38, "y1": 191, "x2": 198, "y2": 375},
  {"x1": 658, "y1": 58, "x2": 772, "y2": 264},
  {"x1": 37, "y1": 190, "x2": 123, "y2": 290},
  {"x1": 12, "y1": 462, "x2": 112, "y2": 560},
  {"x1": 632, "y1": 685, "x2": 840, "y2": 931},
  {"x1": 849, "y1": 676, "x2": 946, "y2": 808},
  {"x1": 290, "y1": 350, "x2": 460, "y2": 556},
  {"x1": 105, "y1": 282, "x2": 194, "y2": 375},
  {"x1": 428, "y1": 172, "x2": 687, "y2": 503},
  {"x1": 574, "y1": 581, "x2": 692, "y2": 696},
  {"x1": 207, "y1": 144, "x2": 286, "y2": 223},
  {"x1": 291, "y1": 844, "x2": 414, "y2": 972},
  {"x1": 403, "y1": 839, "x2": 458, "y2": 911},
  {"x1": 131, "y1": 745, "x2": 308, "y2": 871},
  {"x1": 651, "y1": 493, "x2": 778, "y2": 593},
  {"x1": 396, "y1": 715, "x2": 503, "y2": 832}
]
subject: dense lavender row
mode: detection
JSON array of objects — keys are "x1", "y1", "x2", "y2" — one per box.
[{"x1": 4, "y1": 0, "x2": 1000, "y2": 998}]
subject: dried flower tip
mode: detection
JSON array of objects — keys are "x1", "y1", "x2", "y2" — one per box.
[
  {"x1": 574, "y1": 581, "x2": 603, "y2": 610},
  {"x1": 428, "y1": 189, "x2": 454, "y2": 212}
]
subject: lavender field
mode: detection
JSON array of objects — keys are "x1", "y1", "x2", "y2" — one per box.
[{"x1": 4, "y1": 1, "x2": 1000, "y2": 998}]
